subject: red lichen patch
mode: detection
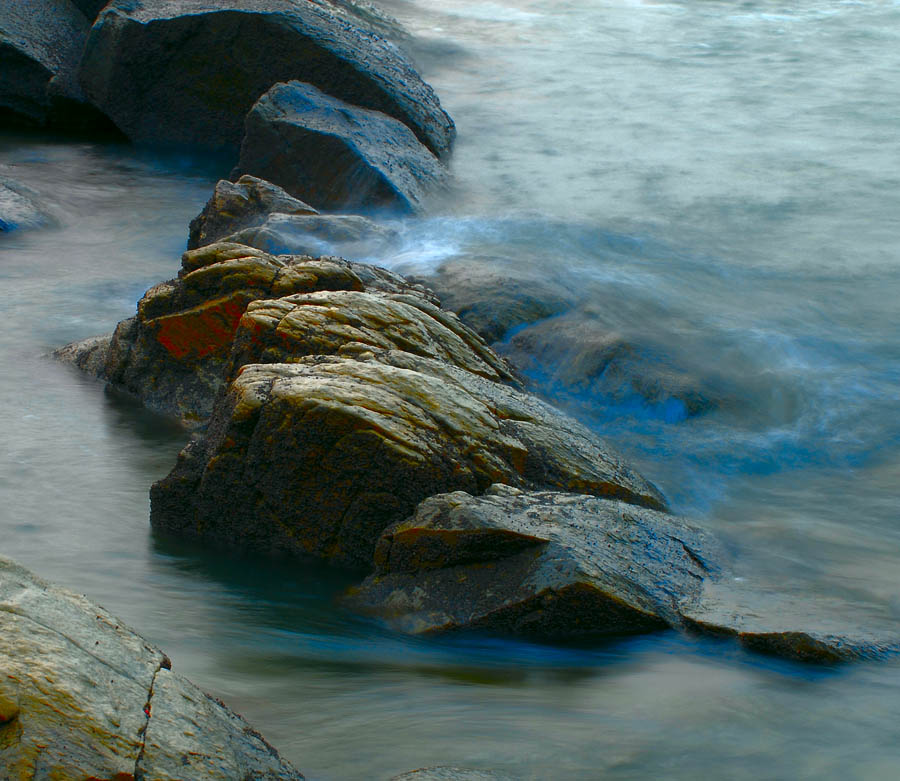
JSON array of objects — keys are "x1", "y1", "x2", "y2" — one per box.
[{"x1": 151, "y1": 294, "x2": 252, "y2": 360}]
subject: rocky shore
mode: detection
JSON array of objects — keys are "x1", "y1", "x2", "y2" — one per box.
[{"x1": 3, "y1": 0, "x2": 898, "y2": 775}]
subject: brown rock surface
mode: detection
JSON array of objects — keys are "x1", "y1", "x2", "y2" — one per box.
[
  {"x1": 150, "y1": 352, "x2": 666, "y2": 567},
  {"x1": 0, "y1": 555, "x2": 302, "y2": 779}
]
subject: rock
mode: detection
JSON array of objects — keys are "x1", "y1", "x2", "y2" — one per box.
[
  {"x1": 0, "y1": 0, "x2": 92, "y2": 128},
  {"x1": 79, "y1": 0, "x2": 455, "y2": 157},
  {"x1": 416, "y1": 258, "x2": 577, "y2": 344},
  {"x1": 188, "y1": 175, "x2": 318, "y2": 251},
  {"x1": 71, "y1": 0, "x2": 109, "y2": 21},
  {"x1": 0, "y1": 178, "x2": 49, "y2": 232},
  {"x1": 229, "y1": 289, "x2": 519, "y2": 386},
  {"x1": 500, "y1": 310, "x2": 719, "y2": 419},
  {"x1": 0, "y1": 555, "x2": 303, "y2": 778},
  {"x1": 680, "y1": 580, "x2": 900, "y2": 664},
  {"x1": 347, "y1": 485, "x2": 718, "y2": 639},
  {"x1": 235, "y1": 81, "x2": 446, "y2": 213},
  {"x1": 348, "y1": 486, "x2": 900, "y2": 663},
  {"x1": 222, "y1": 212, "x2": 398, "y2": 258},
  {"x1": 392, "y1": 769, "x2": 518, "y2": 781},
  {"x1": 55, "y1": 242, "x2": 434, "y2": 423},
  {"x1": 149, "y1": 352, "x2": 666, "y2": 567}
]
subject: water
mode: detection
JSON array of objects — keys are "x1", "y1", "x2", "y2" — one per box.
[{"x1": 2, "y1": 0, "x2": 900, "y2": 778}]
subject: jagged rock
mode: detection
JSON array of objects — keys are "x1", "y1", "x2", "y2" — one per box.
[
  {"x1": 230, "y1": 289, "x2": 519, "y2": 385},
  {"x1": 235, "y1": 81, "x2": 446, "y2": 213},
  {"x1": 347, "y1": 484, "x2": 718, "y2": 638},
  {"x1": 348, "y1": 486, "x2": 900, "y2": 663},
  {"x1": 71, "y1": 0, "x2": 109, "y2": 21},
  {"x1": 188, "y1": 175, "x2": 318, "y2": 251},
  {"x1": 149, "y1": 352, "x2": 666, "y2": 567},
  {"x1": 222, "y1": 212, "x2": 398, "y2": 258},
  {"x1": 0, "y1": 178, "x2": 48, "y2": 232},
  {"x1": 55, "y1": 242, "x2": 433, "y2": 422},
  {"x1": 0, "y1": 555, "x2": 303, "y2": 778},
  {"x1": 79, "y1": 0, "x2": 455, "y2": 156},
  {"x1": 0, "y1": 0, "x2": 97, "y2": 128},
  {"x1": 416, "y1": 258, "x2": 577, "y2": 344},
  {"x1": 500, "y1": 310, "x2": 719, "y2": 419}
]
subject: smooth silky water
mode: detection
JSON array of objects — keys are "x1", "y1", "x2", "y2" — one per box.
[{"x1": 1, "y1": 0, "x2": 899, "y2": 777}]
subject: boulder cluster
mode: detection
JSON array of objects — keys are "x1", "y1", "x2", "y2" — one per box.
[{"x1": 61, "y1": 179, "x2": 898, "y2": 666}]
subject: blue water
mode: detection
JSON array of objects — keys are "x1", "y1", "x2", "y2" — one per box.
[{"x1": 1, "y1": 0, "x2": 900, "y2": 778}]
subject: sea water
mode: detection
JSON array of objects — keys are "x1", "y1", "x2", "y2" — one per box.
[{"x1": 1, "y1": 0, "x2": 899, "y2": 777}]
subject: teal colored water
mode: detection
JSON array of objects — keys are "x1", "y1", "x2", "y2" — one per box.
[{"x1": 1, "y1": 1, "x2": 899, "y2": 778}]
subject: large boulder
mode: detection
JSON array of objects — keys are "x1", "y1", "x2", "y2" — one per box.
[
  {"x1": 0, "y1": 555, "x2": 303, "y2": 778},
  {"x1": 78, "y1": 0, "x2": 455, "y2": 157},
  {"x1": 0, "y1": 0, "x2": 98, "y2": 128},
  {"x1": 347, "y1": 485, "x2": 719, "y2": 639},
  {"x1": 235, "y1": 81, "x2": 446, "y2": 213},
  {"x1": 0, "y1": 178, "x2": 49, "y2": 232},
  {"x1": 348, "y1": 486, "x2": 900, "y2": 663},
  {"x1": 188, "y1": 175, "x2": 318, "y2": 250},
  {"x1": 55, "y1": 242, "x2": 429, "y2": 422},
  {"x1": 149, "y1": 351, "x2": 666, "y2": 567}
]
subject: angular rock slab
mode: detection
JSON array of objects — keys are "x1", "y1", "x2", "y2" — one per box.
[
  {"x1": 236, "y1": 80, "x2": 446, "y2": 213},
  {"x1": 188, "y1": 175, "x2": 318, "y2": 250},
  {"x1": 347, "y1": 485, "x2": 719, "y2": 639},
  {"x1": 230, "y1": 289, "x2": 519, "y2": 385},
  {"x1": 56, "y1": 242, "x2": 427, "y2": 422},
  {"x1": 79, "y1": 0, "x2": 455, "y2": 156},
  {"x1": 0, "y1": 556, "x2": 302, "y2": 779},
  {"x1": 150, "y1": 352, "x2": 666, "y2": 567},
  {"x1": 0, "y1": 0, "x2": 90, "y2": 126}
]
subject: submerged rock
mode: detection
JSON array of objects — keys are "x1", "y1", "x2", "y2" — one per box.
[
  {"x1": 347, "y1": 484, "x2": 719, "y2": 638},
  {"x1": 222, "y1": 212, "x2": 398, "y2": 258},
  {"x1": 56, "y1": 242, "x2": 426, "y2": 422},
  {"x1": 79, "y1": 0, "x2": 455, "y2": 156},
  {"x1": 0, "y1": 555, "x2": 303, "y2": 778},
  {"x1": 0, "y1": 0, "x2": 99, "y2": 129},
  {"x1": 235, "y1": 81, "x2": 446, "y2": 213},
  {"x1": 392, "y1": 769, "x2": 518, "y2": 781},
  {"x1": 150, "y1": 353, "x2": 665, "y2": 567},
  {"x1": 188, "y1": 175, "x2": 318, "y2": 251}
]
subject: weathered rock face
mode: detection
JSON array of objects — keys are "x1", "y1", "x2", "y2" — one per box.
[
  {"x1": 0, "y1": 178, "x2": 48, "y2": 232},
  {"x1": 347, "y1": 485, "x2": 718, "y2": 639},
  {"x1": 222, "y1": 212, "x2": 398, "y2": 258},
  {"x1": 149, "y1": 352, "x2": 666, "y2": 567},
  {"x1": 79, "y1": 0, "x2": 455, "y2": 157},
  {"x1": 0, "y1": 0, "x2": 92, "y2": 128},
  {"x1": 235, "y1": 81, "x2": 446, "y2": 213},
  {"x1": 71, "y1": 0, "x2": 109, "y2": 21},
  {"x1": 56, "y1": 242, "x2": 426, "y2": 422},
  {"x1": 230, "y1": 290, "x2": 519, "y2": 385},
  {"x1": 188, "y1": 175, "x2": 318, "y2": 251},
  {"x1": 0, "y1": 555, "x2": 303, "y2": 779},
  {"x1": 416, "y1": 258, "x2": 577, "y2": 344},
  {"x1": 348, "y1": 486, "x2": 900, "y2": 663}
]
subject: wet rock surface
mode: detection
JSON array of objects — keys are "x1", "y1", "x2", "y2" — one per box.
[
  {"x1": 348, "y1": 484, "x2": 719, "y2": 639},
  {"x1": 150, "y1": 352, "x2": 665, "y2": 567},
  {"x1": 188, "y1": 175, "x2": 318, "y2": 251},
  {"x1": 0, "y1": 177, "x2": 49, "y2": 232},
  {"x1": 0, "y1": 555, "x2": 303, "y2": 779},
  {"x1": 78, "y1": 0, "x2": 455, "y2": 156},
  {"x1": 55, "y1": 242, "x2": 426, "y2": 422},
  {"x1": 235, "y1": 81, "x2": 446, "y2": 213}
]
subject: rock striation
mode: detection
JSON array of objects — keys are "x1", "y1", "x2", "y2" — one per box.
[
  {"x1": 235, "y1": 81, "x2": 446, "y2": 213},
  {"x1": 149, "y1": 352, "x2": 665, "y2": 567},
  {"x1": 78, "y1": 0, "x2": 455, "y2": 156},
  {"x1": 56, "y1": 241, "x2": 432, "y2": 422},
  {"x1": 0, "y1": 555, "x2": 303, "y2": 778}
]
